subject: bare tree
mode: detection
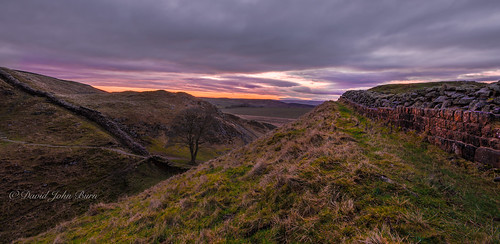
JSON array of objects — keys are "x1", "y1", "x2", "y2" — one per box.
[{"x1": 170, "y1": 107, "x2": 216, "y2": 164}]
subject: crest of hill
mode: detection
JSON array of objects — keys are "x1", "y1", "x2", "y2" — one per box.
[
  {"x1": 369, "y1": 81, "x2": 487, "y2": 94},
  {"x1": 11, "y1": 69, "x2": 106, "y2": 95},
  {"x1": 22, "y1": 101, "x2": 499, "y2": 243}
]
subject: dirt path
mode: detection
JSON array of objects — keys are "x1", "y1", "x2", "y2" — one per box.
[{"x1": 0, "y1": 137, "x2": 146, "y2": 158}]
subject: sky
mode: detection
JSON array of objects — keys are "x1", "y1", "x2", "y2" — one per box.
[{"x1": 1, "y1": 0, "x2": 500, "y2": 100}]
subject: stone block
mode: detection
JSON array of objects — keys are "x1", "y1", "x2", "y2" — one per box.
[
  {"x1": 480, "y1": 137, "x2": 490, "y2": 147},
  {"x1": 463, "y1": 144, "x2": 477, "y2": 161},
  {"x1": 452, "y1": 141, "x2": 465, "y2": 156},
  {"x1": 470, "y1": 112, "x2": 479, "y2": 123},
  {"x1": 445, "y1": 110, "x2": 455, "y2": 120},
  {"x1": 492, "y1": 128, "x2": 500, "y2": 139},
  {"x1": 462, "y1": 111, "x2": 470, "y2": 123},
  {"x1": 481, "y1": 125, "x2": 492, "y2": 137},
  {"x1": 466, "y1": 123, "x2": 481, "y2": 136},
  {"x1": 474, "y1": 147, "x2": 500, "y2": 168},
  {"x1": 478, "y1": 112, "x2": 492, "y2": 126},
  {"x1": 471, "y1": 136, "x2": 481, "y2": 147},
  {"x1": 490, "y1": 138, "x2": 500, "y2": 150},
  {"x1": 454, "y1": 110, "x2": 463, "y2": 122}
]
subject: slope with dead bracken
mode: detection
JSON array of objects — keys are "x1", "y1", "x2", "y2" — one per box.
[
  {"x1": 21, "y1": 101, "x2": 499, "y2": 243},
  {"x1": 0, "y1": 70, "x2": 184, "y2": 243},
  {"x1": 4, "y1": 68, "x2": 275, "y2": 164},
  {"x1": 0, "y1": 67, "x2": 273, "y2": 242}
]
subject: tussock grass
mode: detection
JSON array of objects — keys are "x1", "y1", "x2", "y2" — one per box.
[{"x1": 19, "y1": 101, "x2": 499, "y2": 243}]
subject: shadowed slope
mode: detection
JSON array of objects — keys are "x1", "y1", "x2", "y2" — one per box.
[{"x1": 0, "y1": 73, "x2": 183, "y2": 242}]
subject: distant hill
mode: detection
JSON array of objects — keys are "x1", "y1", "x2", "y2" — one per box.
[
  {"x1": 202, "y1": 98, "x2": 316, "y2": 126},
  {"x1": 201, "y1": 97, "x2": 316, "y2": 109},
  {"x1": 22, "y1": 101, "x2": 499, "y2": 243},
  {"x1": 279, "y1": 99, "x2": 325, "y2": 106}
]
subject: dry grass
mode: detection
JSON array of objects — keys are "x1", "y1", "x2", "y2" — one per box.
[{"x1": 17, "y1": 101, "x2": 500, "y2": 243}]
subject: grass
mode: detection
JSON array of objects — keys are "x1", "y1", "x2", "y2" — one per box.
[
  {"x1": 368, "y1": 81, "x2": 487, "y2": 94},
  {"x1": 147, "y1": 138, "x2": 230, "y2": 167},
  {"x1": 1, "y1": 68, "x2": 274, "y2": 242},
  {"x1": 0, "y1": 78, "x2": 182, "y2": 242},
  {"x1": 19, "y1": 101, "x2": 499, "y2": 243}
]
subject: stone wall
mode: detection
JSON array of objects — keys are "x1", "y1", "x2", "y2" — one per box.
[
  {"x1": 342, "y1": 81, "x2": 500, "y2": 114},
  {"x1": 339, "y1": 97, "x2": 500, "y2": 168}
]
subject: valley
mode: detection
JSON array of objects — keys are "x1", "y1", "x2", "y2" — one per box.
[{"x1": 1, "y1": 68, "x2": 498, "y2": 243}]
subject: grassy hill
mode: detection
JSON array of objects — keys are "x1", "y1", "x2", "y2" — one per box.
[
  {"x1": 20, "y1": 101, "x2": 499, "y2": 243},
  {"x1": 0, "y1": 67, "x2": 274, "y2": 242},
  {"x1": 0, "y1": 71, "x2": 183, "y2": 242},
  {"x1": 4, "y1": 68, "x2": 274, "y2": 165}
]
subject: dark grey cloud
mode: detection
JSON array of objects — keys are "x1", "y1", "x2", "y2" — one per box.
[{"x1": 1, "y1": 0, "x2": 499, "y2": 99}]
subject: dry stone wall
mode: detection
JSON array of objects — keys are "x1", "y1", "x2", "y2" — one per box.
[{"x1": 340, "y1": 83, "x2": 500, "y2": 168}]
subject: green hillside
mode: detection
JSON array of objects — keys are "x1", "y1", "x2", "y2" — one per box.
[{"x1": 20, "y1": 102, "x2": 499, "y2": 243}]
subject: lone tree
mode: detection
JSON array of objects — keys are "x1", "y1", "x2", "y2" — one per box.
[{"x1": 170, "y1": 107, "x2": 216, "y2": 164}]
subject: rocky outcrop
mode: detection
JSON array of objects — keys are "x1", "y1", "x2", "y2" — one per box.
[
  {"x1": 0, "y1": 68, "x2": 149, "y2": 156},
  {"x1": 340, "y1": 82, "x2": 500, "y2": 168},
  {"x1": 342, "y1": 81, "x2": 500, "y2": 114}
]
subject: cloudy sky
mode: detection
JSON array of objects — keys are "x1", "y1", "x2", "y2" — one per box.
[{"x1": 1, "y1": 0, "x2": 500, "y2": 100}]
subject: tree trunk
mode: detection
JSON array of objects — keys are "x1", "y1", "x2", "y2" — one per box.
[
  {"x1": 192, "y1": 140, "x2": 200, "y2": 164},
  {"x1": 189, "y1": 142, "x2": 195, "y2": 164}
]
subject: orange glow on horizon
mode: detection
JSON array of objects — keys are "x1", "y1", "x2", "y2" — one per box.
[{"x1": 94, "y1": 86, "x2": 280, "y2": 99}]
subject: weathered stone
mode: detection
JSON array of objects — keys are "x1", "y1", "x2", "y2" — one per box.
[
  {"x1": 488, "y1": 82, "x2": 500, "y2": 93},
  {"x1": 478, "y1": 112, "x2": 492, "y2": 125},
  {"x1": 425, "y1": 91, "x2": 439, "y2": 98},
  {"x1": 474, "y1": 147, "x2": 500, "y2": 168},
  {"x1": 469, "y1": 112, "x2": 479, "y2": 123},
  {"x1": 480, "y1": 137, "x2": 490, "y2": 147},
  {"x1": 434, "y1": 96, "x2": 448, "y2": 103},
  {"x1": 471, "y1": 100, "x2": 488, "y2": 111},
  {"x1": 475, "y1": 87, "x2": 492, "y2": 98},
  {"x1": 456, "y1": 96, "x2": 475, "y2": 105},
  {"x1": 490, "y1": 138, "x2": 500, "y2": 150},
  {"x1": 463, "y1": 144, "x2": 477, "y2": 161},
  {"x1": 452, "y1": 141, "x2": 465, "y2": 156},
  {"x1": 441, "y1": 99, "x2": 452, "y2": 109},
  {"x1": 481, "y1": 125, "x2": 492, "y2": 137},
  {"x1": 453, "y1": 110, "x2": 462, "y2": 122},
  {"x1": 492, "y1": 97, "x2": 500, "y2": 105}
]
